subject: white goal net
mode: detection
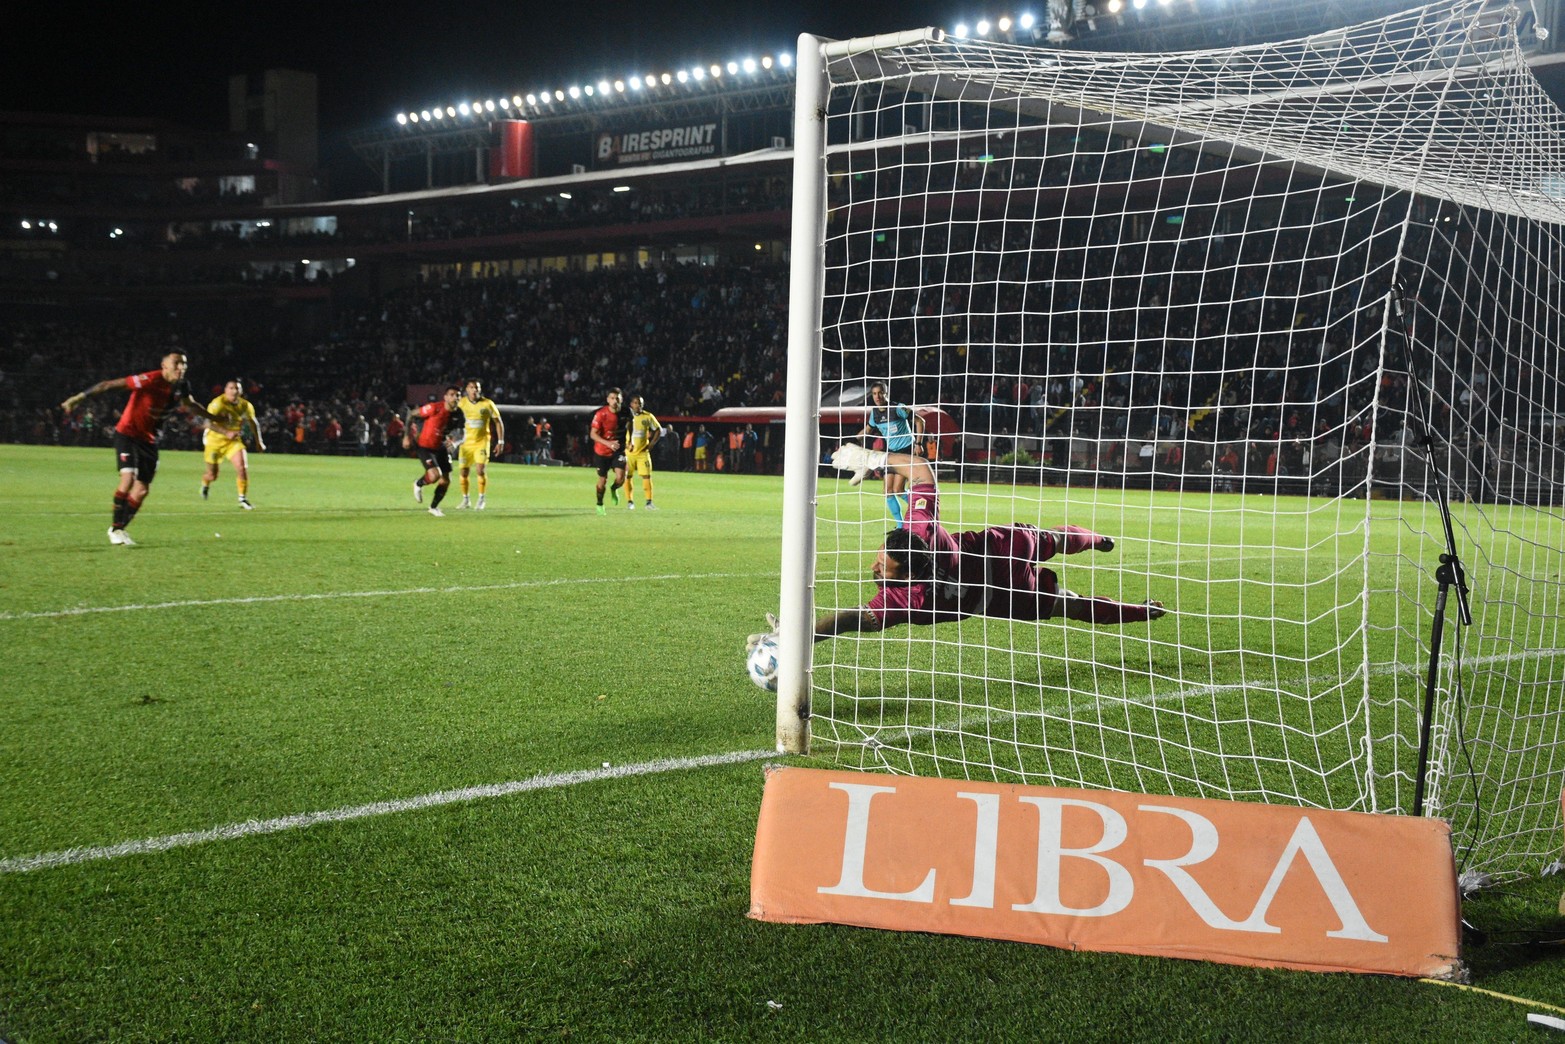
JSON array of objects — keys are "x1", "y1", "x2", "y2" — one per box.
[{"x1": 781, "y1": 0, "x2": 1565, "y2": 882}]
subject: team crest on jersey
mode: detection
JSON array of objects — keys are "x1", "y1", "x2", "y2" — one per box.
[{"x1": 914, "y1": 498, "x2": 928, "y2": 511}]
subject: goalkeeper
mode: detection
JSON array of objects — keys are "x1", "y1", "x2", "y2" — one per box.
[{"x1": 809, "y1": 444, "x2": 1165, "y2": 640}]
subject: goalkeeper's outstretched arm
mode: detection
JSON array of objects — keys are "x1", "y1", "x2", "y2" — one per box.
[
  {"x1": 814, "y1": 607, "x2": 883, "y2": 641},
  {"x1": 830, "y1": 443, "x2": 936, "y2": 486}
]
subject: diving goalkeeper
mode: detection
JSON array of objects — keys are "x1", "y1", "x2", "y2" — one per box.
[{"x1": 751, "y1": 444, "x2": 1165, "y2": 648}]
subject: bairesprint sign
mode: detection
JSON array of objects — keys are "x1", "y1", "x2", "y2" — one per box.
[{"x1": 596, "y1": 123, "x2": 719, "y2": 166}]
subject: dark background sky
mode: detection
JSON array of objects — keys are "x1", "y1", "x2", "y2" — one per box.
[{"x1": 4, "y1": 1, "x2": 962, "y2": 131}]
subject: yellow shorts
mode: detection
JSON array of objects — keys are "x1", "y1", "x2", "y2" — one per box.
[
  {"x1": 458, "y1": 443, "x2": 490, "y2": 468},
  {"x1": 203, "y1": 437, "x2": 245, "y2": 466},
  {"x1": 625, "y1": 450, "x2": 653, "y2": 477}
]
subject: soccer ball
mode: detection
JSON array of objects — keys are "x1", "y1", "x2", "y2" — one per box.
[{"x1": 747, "y1": 635, "x2": 780, "y2": 692}]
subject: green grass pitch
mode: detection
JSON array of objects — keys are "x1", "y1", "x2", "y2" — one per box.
[{"x1": 1, "y1": 445, "x2": 1561, "y2": 1041}]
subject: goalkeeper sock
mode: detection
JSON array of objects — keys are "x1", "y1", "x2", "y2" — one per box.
[
  {"x1": 237, "y1": 476, "x2": 249, "y2": 498},
  {"x1": 1056, "y1": 524, "x2": 1108, "y2": 555},
  {"x1": 460, "y1": 475, "x2": 470, "y2": 496},
  {"x1": 478, "y1": 474, "x2": 487, "y2": 495},
  {"x1": 887, "y1": 494, "x2": 904, "y2": 524}
]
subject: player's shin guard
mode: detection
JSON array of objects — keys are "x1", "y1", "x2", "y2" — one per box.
[{"x1": 430, "y1": 482, "x2": 449, "y2": 508}]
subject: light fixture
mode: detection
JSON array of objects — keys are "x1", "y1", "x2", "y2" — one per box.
[
  {"x1": 612, "y1": 185, "x2": 631, "y2": 192},
  {"x1": 614, "y1": 80, "x2": 626, "y2": 92},
  {"x1": 711, "y1": 64, "x2": 723, "y2": 77},
  {"x1": 526, "y1": 93, "x2": 538, "y2": 105},
  {"x1": 458, "y1": 102, "x2": 471, "y2": 115},
  {"x1": 421, "y1": 109, "x2": 431, "y2": 120},
  {"x1": 559, "y1": 192, "x2": 573, "y2": 199},
  {"x1": 953, "y1": 23, "x2": 970, "y2": 38},
  {"x1": 761, "y1": 55, "x2": 773, "y2": 69},
  {"x1": 727, "y1": 61, "x2": 739, "y2": 74},
  {"x1": 484, "y1": 99, "x2": 495, "y2": 111},
  {"x1": 692, "y1": 67, "x2": 705, "y2": 81},
  {"x1": 598, "y1": 80, "x2": 611, "y2": 93},
  {"x1": 1019, "y1": 12, "x2": 1036, "y2": 28},
  {"x1": 975, "y1": 19, "x2": 991, "y2": 34},
  {"x1": 397, "y1": 113, "x2": 409, "y2": 125},
  {"x1": 677, "y1": 69, "x2": 689, "y2": 82},
  {"x1": 742, "y1": 57, "x2": 757, "y2": 73},
  {"x1": 554, "y1": 89, "x2": 565, "y2": 101},
  {"x1": 778, "y1": 52, "x2": 792, "y2": 68},
  {"x1": 998, "y1": 16, "x2": 1012, "y2": 30},
  {"x1": 568, "y1": 86, "x2": 581, "y2": 99}
]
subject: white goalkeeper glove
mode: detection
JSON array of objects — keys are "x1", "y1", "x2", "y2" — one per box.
[
  {"x1": 746, "y1": 613, "x2": 781, "y2": 652},
  {"x1": 830, "y1": 442, "x2": 886, "y2": 487}
]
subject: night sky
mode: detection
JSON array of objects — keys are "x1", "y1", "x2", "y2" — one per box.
[{"x1": 5, "y1": 1, "x2": 965, "y2": 132}]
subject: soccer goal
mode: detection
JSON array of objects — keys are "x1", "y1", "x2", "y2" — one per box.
[{"x1": 778, "y1": 0, "x2": 1565, "y2": 883}]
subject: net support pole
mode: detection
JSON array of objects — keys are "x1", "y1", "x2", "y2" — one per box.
[{"x1": 775, "y1": 33, "x2": 828, "y2": 755}]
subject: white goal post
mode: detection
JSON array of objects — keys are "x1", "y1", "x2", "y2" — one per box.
[{"x1": 779, "y1": 0, "x2": 1565, "y2": 882}]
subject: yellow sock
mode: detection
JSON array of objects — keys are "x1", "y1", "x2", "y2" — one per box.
[
  {"x1": 478, "y1": 474, "x2": 488, "y2": 495},
  {"x1": 643, "y1": 477, "x2": 654, "y2": 502},
  {"x1": 237, "y1": 476, "x2": 248, "y2": 497},
  {"x1": 460, "y1": 476, "x2": 470, "y2": 496}
]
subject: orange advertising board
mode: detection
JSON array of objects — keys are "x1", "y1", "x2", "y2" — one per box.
[{"x1": 750, "y1": 766, "x2": 1460, "y2": 977}]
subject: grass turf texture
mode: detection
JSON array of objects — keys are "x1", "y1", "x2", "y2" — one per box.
[{"x1": 0, "y1": 444, "x2": 1560, "y2": 1041}]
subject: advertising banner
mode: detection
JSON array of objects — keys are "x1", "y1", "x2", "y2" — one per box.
[
  {"x1": 751, "y1": 766, "x2": 1461, "y2": 977},
  {"x1": 595, "y1": 123, "x2": 719, "y2": 166}
]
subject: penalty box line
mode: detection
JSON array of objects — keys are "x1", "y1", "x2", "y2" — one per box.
[
  {"x1": 0, "y1": 749, "x2": 775, "y2": 875},
  {"x1": 0, "y1": 572, "x2": 765, "y2": 622}
]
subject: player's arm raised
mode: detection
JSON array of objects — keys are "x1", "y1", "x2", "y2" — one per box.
[
  {"x1": 183, "y1": 393, "x2": 239, "y2": 438},
  {"x1": 60, "y1": 376, "x2": 131, "y2": 412}
]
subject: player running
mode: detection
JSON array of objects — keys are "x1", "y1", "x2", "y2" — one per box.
[
  {"x1": 589, "y1": 387, "x2": 628, "y2": 516},
  {"x1": 455, "y1": 379, "x2": 503, "y2": 510},
  {"x1": 60, "y1": 351, "x2": 235, "y2": 545},
  {"x1": 201, "y1": 378, "x2": 266, "y2": 509},
  {"x1": 855, "y1": 381, "x2": 924, "y2": 524},
  {"x1": 405, "y1": 387, "x2": 461, "y2": 517},
  {"x1": 808, "y1": 443, "x2": 1165, "y2": 639},
  {"x1": 623, "y1": 395, "x2": 661, "y2": 510}
]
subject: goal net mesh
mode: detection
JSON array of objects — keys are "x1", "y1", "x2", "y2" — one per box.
[{"x1": 807, "y1": 0, "x2": 1565, "y2": 881}]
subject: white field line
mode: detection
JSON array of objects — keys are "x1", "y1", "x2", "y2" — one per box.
[
  {"x1": 0, "y1": 749, "x2": 775, "y2": 875},
  {"x1": 0, "y1": 572, "x2": 764, "y2": 622}
]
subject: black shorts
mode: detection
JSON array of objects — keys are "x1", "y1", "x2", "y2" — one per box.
[
  {"x1": 595, "y1": 453, "x2": 626, "y2": 477},
  {"x1": 113, "y1": 433, "x2": 159, "y2": 484},
  {"x1": 418, "y1": 445, "x2": 452, "y2": 476}
]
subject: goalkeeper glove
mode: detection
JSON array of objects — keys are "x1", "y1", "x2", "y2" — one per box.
[
  {"x1": 746, "y1": 612, "x2": 781, "y2": 652},
  {"x1": 830, "y1": 442, "x2": 886, "y2": 487}
]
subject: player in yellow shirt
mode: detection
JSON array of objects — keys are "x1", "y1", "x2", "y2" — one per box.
[
  {"x1": 455, "y1": 379, "x2": 504, "y2": 510},
  {"x1": 624, "y1": 395, "x2": 661, "y2": 510},
  {"x1": 201, "y1": 379, "x2": 266, "y2": 509}
]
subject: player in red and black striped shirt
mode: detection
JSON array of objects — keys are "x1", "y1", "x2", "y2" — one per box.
[
  {"x1": 60, "y1": 351, "x2": 232, "y2": 546},
  {"x1": 403, "y1": 386, "x2": 461, "y2": 516}
]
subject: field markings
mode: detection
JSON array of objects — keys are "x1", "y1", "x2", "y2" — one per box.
[
  {"x1": 0, "y1": 748, "x2": 776, "y2": 875},
  {"x1": 0, "y1": 572, "x2": 767, "y2": 622}
]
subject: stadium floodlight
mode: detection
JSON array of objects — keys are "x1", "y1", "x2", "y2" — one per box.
[
  {"x1": 629, "y1": 77, "x2": 643, "y2": 90},
  {"x1": 614, "y1": 80, "x2": 626, "y2": 92},
  {"x1": 743, "y1": 57, "x2": 758, "y2": 73},
  {"x1": 762, "y1": 55, "x2": 774, "y2": 69},
  {"x1": 568, "y1": 86, "x2": 582, "y2": 99},
  {"x1": 19, "y1": 220, "x2": 29, "y2": 229},
  {"x1": 975, "y1": 19, "x2": 991, "y2": 34},
  {"x1": 998, "y1": 16, "x2": 1012, "y2": 31},
  {"x1": 953, "y1": 23, "x2": 970, "y2": 38},
  {"x1": 659, "y1": 72, "x2": 672, "y2": 84},
  {"x1": 512, "y1": 95, "x2": 523, "y2": 106},
  {"x1": 597, "y1": 80, "x2": 610, "y2": 93},
  {"x1": 677, "y1": 69, "x2": 689, "y2": 82},
  {"x1": 458, "y1": 102, "x2": 471, "y2": 115},
  {"x1": 499, "y1": 98, "x2": 509, "y2": 109},
  {"x1": 1019, "y1": 11, "x2": 1036, "y2": 28},
  {"x1": 727, "y1": 60, "x2": 739, "y2": 74},
  {"x1": 778, "y1": 52, "x2": 792, "y2": 67},
  {"x1": 554, "y1": 89, "x2": 565, "y2": 101},
  {"x1": 421, "y1": 110, "x2": 432, "y2": 121},
  {"x1": 612, "y1": 185, "x2": 631, "y2": 192},
  {"x1": 397, "y1": 113, "x2": 409, "y2": 125},
  {"x1": 692, "y1": 67, "x2": 705, "y2": 81},
  {"x1": 711, "y1": 63, "x2": 723, "y2": 77},
  {"x1": 445, "y1": 106, "x2": 456, "y2": 116},
  {"x1": 585, "y1": 85, "x2": 596, "y2": 96},
  {"x1": 559, "y1": 192, "x2": 572, "y2": 199},
  {"x1": 484, "y1": 100, "x2": 495, "y2": 111}
]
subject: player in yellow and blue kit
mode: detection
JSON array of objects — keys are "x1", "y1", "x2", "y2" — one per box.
[
  {"x1": 201, "y1": 379, "x2": 266, "y2": 509},
  {"x1": 624, "y1": 395, "x2": 661, "y2": 510},
  {"x1": 455, "y1": 379, "x2": 504, "y2": 510}
]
